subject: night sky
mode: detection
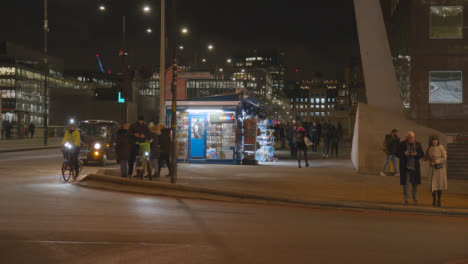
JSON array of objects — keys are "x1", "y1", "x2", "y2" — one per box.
[{"x1": 1, "y1": 0, "x2": 360, "y2": 80}]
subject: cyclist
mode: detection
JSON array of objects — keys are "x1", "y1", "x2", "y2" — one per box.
[{"x1": 62, "y1": 124, "x2": 81, "y2": 176}]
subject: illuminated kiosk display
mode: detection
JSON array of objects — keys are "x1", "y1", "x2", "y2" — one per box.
[{"x1": 165, "y1": 94, "x2": 267, "y2": 165}]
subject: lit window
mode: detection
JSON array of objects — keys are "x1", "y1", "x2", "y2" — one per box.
[
  {"x1": 429, "y1": 71, "x2": 463, "y2": 104},
  {"x1": 321, "y1": 98, "x2": 325, "y2": 103},
  {"x1": 430, "y1": 6, "x2": 463, "y2": 39}
]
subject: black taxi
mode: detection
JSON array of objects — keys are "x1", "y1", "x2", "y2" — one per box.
[{"x1": 78, "y1": 120, "x2": 119, "y2": 166}]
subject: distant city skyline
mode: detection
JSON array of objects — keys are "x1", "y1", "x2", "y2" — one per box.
[{"x1": 0, "y1": 0, "x2": 360, "y2": 80}]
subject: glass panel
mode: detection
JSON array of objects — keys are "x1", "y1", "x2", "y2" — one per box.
[
  {"x1": 430, "y1": 6, "x2": 463, "y2": 39},
  {"x1": 429, "y1": 71, "x2": 463, "y2": 103}
]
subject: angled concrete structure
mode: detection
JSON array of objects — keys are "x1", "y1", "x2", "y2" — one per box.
[{"x1": 352, "y1": 0, "x2": 448, "y2": 175}]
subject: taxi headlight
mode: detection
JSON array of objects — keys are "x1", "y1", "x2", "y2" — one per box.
[{"x1": 94, "y1": 143, "x2": 101, "y2": 149}]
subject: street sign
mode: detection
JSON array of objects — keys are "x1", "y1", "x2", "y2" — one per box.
[{"x1": 118, "y1": 92, "x2": 125, "y2": 103}]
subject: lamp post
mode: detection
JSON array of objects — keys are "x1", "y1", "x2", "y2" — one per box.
[
  {"x1": 43, "y1": 0, "x2": 48, "y2": 146},
  {"x1": 159, "y1": 0, "x2": 165, "y2": 124},
  {"x1": 170, "y1": 0, "x2": 178, "y2": 183}
]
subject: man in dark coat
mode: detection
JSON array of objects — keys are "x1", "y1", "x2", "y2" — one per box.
[
  {"x1": 397, "y1": 131, "x2": 424, "y2": 205},
  {"x1": 158, "y1": 124, "x2": 172, "y2": 177},
  {"x1": 128, "y1": 115, "x2": 150, "y2": 176},
  {"x1": 116, "y1": 124, "x2": 131, "y2": 177},
  {"x1": 28, "y1": 122, "x2": 35, "y2": 139}
]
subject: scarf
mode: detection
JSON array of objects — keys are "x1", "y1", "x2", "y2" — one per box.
[{"x1": 406, "y1": 141, "x2": 416, "y2": 171}]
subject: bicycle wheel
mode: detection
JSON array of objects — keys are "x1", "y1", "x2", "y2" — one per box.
[{"x1": 62, "y1": 162, "x2": 71, "y2": 182}]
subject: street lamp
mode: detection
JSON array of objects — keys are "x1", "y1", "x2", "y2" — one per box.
[
  {"x1": 143, "y1": 5, "x2": 150, "y2": 13},
  {"x1": 99, "y1": 5, "x2": 106, "y2": 11},
  {"x1": 179, "y1": 45, "x2": 184, "y2": 50},
  {"x1": 207, "y1": 44, "x2": 214, "y2": 50},
  {"x1": 146, "y1": 28, "x2": 152, "y2": 34},
  {"x1": 226, "y1": 58, "x2": 232, "y2": 63},
  {"x1": 202, "y1": 58, "x2": 206, "y2": 63},
  {"x1": 181, "y1": 27, "x2": 188, "y2": 34},
  {"x1": 219, "y1": 68, "x2": 223, "y2": 72}
]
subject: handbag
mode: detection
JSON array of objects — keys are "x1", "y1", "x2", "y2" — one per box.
[
  {"x1": 304, "y1": 137, "x2": 313, "y2": 147},
  {"x1": 434, "y1": 163, "x2": 443, "y2": 169}
]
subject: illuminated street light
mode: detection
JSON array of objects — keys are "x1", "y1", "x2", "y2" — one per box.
[
  {"x1": 99, "y1": 5, "x2": 106, "y2": 11},
  {"x1": 226, "y1": 58, "x2": 232, "y2": 63},
  {"x1": 207, "y1": 44, "x2": 214, "y2": 50},
  {"x1": 143, "y1": 5, "x2": 151, "y2": 13},
  {"x1": 146, "y1": 28, "x2": 152, "y2": 34},
  {"x1": 179, "y1": 45, "x2": 184, "y2": 50},
  {"x1": 202, "y1": 58, "x2": 206, "y2": 63},
  {"x1": 219, "y1": 68, "x2": 223, "y2": 72},
  {"x1": 181, "y1": 27, "x2": 189, "y2": 34}
]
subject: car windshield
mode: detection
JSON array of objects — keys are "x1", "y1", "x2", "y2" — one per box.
[{"x1": 79, "y1": 123, "x2": 108, "y2": 138}]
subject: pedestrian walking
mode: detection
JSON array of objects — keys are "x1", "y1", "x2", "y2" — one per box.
[
  {"x1": 425, "y1": 134, "x2": 447, "y2": 207},
  {"x1": 116, "y1": 124, "x2": 131, "y2": 177},
  {"x1": 287, "y1": 125, "x2": 297, "y2": 159},
  {"x1": 321, "y1": 120, "x2": 332, "y2": 158},
  {"x1": 5, "y1": 120, "x2": 12, "y2": 140},
  {"x1": 158, "y1": 123, "x2": 173, "y2": 177},
  {"x1": 397, "y1": 131, "x2": 424, "y2": 205},
  {"x1": 149, "y1": 125, "x2": 161, "y2": 178},
  {"x1": 380, "y1": 129, "x2": 400, "y2": 176},
  {"x1": 279, "y1": 124, "x2": 286, "y2": 149},
  {"x1": 330, "y1": 122, "x2": 342, "y2": 158},
  {"x1": 295, "y1": 126, "x2": 309, "y2": 168},
  {"x1": 28, "y1": 122, "x2": 35, "y2": 139},
  {"x1": 310, "y1": 121, "x2": 319, "y2": 152},
  {"x1": 128, "y1": 115, "x2": 150, "y2": 176}
]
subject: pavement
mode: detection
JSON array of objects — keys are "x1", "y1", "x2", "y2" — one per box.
[
  {"x1": 1, "y1": 149, "x2": 468, "y2": 263},
  {"x1": 79, "y1": 159, "x2": 468, "y2": 217},
  {"x1": 0, "y1": 137, "x2": 62, "y2": 152}
]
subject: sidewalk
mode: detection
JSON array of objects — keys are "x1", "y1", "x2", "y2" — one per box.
[
  {"x1": 80, "y1": 159, "x2": 468, "y2": 215},
  {"x1": 0, "y1": 137, "x2": 62, "y2": 153}
]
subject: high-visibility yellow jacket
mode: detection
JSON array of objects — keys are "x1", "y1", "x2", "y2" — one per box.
[{"x1": 62, "y1": 130, "x2": 81, "y2": 147}]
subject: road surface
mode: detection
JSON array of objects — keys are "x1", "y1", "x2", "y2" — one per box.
[{"x1": 0, "y1": 149, "x2": 467, "y2": 263}]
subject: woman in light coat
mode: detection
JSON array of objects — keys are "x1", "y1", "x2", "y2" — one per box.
[{"x1": 425, "y1": 134, "x2": 447, "y2": 207}]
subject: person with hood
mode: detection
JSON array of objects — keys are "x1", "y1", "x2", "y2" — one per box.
[
  {"x1": 128, "y1": 115, "x2": 150, "y2": 176},
  {"x1": 149, "y1": 125, "x2": 161, "y2": 178},
  {"x1": 158, "y1": 123, "x2": 172, "y2": 177},
  {"x1": 61, "y1": 124, "x2": 81, "y2": 176},
  {"x1": 397, "y1": 131, "x2": 424, "y2": 205},
  {"x1": 295, "y1": 126, "x2": 309, "y2": 168},
  {"x1": 116, "y1": 124, "x2": 131, "y2": 177}
]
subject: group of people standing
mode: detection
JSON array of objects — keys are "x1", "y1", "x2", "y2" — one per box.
[
  {"x1": 0, "y1": 120, "x2": 35, "y2": 140},
  {"x1": 280, "y1": 119, "x2": 342, "y2": 167},
  {"x1": 116, "y1": 115, "x2": 172, "y2": 178},
  {"x1": 381, "y1": 129, "x2": 447, "y2": 207}
]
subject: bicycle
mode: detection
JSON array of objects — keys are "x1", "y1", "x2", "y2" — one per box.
[
  {"x1": 61, "y1": 142, "x2": 83, "y2": 182},
  {"x1": 134, "y1": 139, "x2": 153, "y2": 181}
]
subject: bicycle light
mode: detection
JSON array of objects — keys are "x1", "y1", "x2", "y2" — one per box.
[
  {"x1": 145, "y1": 152, "x2": 149, "y2": 156},
  {"x1": 64, "y1": 142, "x2": 72, "y2": 149},
  {"x1": 94, "y1": 143, "x2": 101, "y2": 150}
]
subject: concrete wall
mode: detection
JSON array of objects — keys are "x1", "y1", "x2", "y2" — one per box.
[
  {"x1": 354, "y1": 0, "x2": 402, "y2": 113},
  {"x1": 49, "y1": 88, "x2": 123, "y2": 125}
]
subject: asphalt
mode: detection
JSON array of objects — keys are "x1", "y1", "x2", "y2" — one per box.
[{"x1": 1, "y1": 149, "x2": 468, "y2": 263}]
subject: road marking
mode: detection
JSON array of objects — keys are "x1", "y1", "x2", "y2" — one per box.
[{"x1": 0, "y1": 239, "x2": 210, "y2": 247}]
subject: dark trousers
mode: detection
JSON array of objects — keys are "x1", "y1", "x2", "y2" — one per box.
[
  {"x1": 30, "y1": 131, "x2": 34, "y2": 138},
  {"x1": 281, "y1": 137, "x2": 286, "y2": 149},
  {"x1": 289, "y1": 141, "x2": 297, "y2": 159},
  {"x1": 158, "y1": 155, "x2": 172, "y2": 176},
  {"x1": 73, "y1": 147, "x2": 80, "y2": 173},
  {"x1": 120, "y1": 160, "x2": 128, "y2": 177},
  {"x1": 330, "y1": 141, "x2": 339, "y2": 157},
  {"x1": 128, "y1": 145, "x2": 139, "y2": 175}
]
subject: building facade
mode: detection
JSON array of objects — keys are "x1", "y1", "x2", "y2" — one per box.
[{"x1": 382, "y1": 0, "x2": 468, "y2": 133}]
